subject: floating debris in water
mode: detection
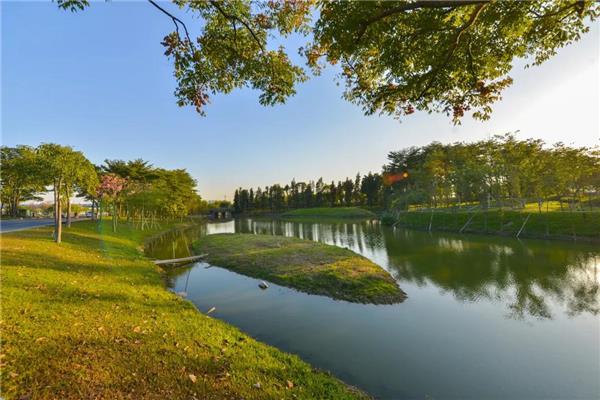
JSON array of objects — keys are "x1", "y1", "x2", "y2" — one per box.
[
  {"x1": 176, "y1": 291, "x2": 187, "y2": 298},
  {"x1": 258, "y1": 281, "x2": 269, "y2": 290},
  {"x1": 206, "y1": 306, "x2": 216, "y2": 314}
]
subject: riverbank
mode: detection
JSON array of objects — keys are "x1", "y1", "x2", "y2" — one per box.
[
  {"x1": 393, "y1": 209, "x2": 600, "y2": 243},
  {"x1": 0, "y1": 221, "x2": 367, "y2": 399},
  {"x1": 280, "y1": 207, "x2": 376, "y2": 219},
  {"x1": 194, "y1": 233, "x2": 405, "y2": 304}
]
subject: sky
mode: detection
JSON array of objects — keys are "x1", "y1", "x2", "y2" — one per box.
[{"x1": 2, "y1": 2, "x2": 599, "y2": 201}]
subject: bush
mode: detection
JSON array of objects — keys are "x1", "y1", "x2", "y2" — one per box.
[{"x1": 380, "y1": 212, "x2": 397, "y2": 226}]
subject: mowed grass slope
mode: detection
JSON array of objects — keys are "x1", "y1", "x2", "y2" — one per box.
[
  {"x1": 280, "y1": 207, "x2": 376, "y2": 219},
  {"x1": 194, "y1": 233, "x2": 406, "y2": 304},
  {"x1": 397, "y1": 209, "x2": 600, "y2": 240},
  {"x1": 0, "y1": 221, "x2": 367, "y2": 400}
]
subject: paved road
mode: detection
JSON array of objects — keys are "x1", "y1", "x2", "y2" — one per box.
[{"x1": 0, "y1": 218, "x2": 89, "y2": 233}]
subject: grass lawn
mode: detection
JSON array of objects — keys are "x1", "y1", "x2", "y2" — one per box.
[
  {"x1": 280, "y1": 207, "x2": 376, "y2": 220},
  {"x1": 0, "y1": 221, "x2": 367, "y2": 399},
  {"x1": 396, "y1": 209, "x2": 600, "y2": 241},
  {"x1": 194, "y1": 233, "x2": 405, "y2": 304}
]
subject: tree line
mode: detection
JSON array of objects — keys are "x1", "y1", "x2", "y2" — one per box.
[
  {"x1": 233, "y1": 172, "x2": 390, "y2": 213},
  {"x1": 385, "y1": 134, "x2": 600, "y2": 212},
  {"x1": 1, "y1": 144, "x2": 203, "y2": 242},
  {"x1": 233, "y1": 135, "x2": 600, "y2": 214}
]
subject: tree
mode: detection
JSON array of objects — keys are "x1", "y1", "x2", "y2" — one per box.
[
  {"x1": 361, "y1": 172, "x2": 383, "y2": 207},
  {"x1": 156, "y1": 169, "x2": 199, "y2": 218},
  {"x1": 233, "y1": 189, "x2": 241, "y2": 213},
  {"x1": 75, "y1": 164, "x2": 103, "y2": 221},
  {"x1": 98, "y1": 174, "x2": 126, "y2": 232},
  {"x1": 329, "y1": 180, "x2": 338, "y2": 207},
  {"x1": 62, "y1": 153, "x2": 98, "y2": 227},
  {"x1": 37, "y1": 144, "x2": 95, "y2": 243},
  {"x1": 352, "y1": 173, "x2": 362, "y2": 205},
  {"x1": 58, "y1": 1, "x2": 598, "y2": 122},
  {"x1": 0, "y1": 146, "x2": 44, "y2": 217},
  {"x1": 315, "y1": 177, "x2": 325, "y2": 206},
  {"x1": 342, "y1": 178, "x2": 354, "y2": 206}
]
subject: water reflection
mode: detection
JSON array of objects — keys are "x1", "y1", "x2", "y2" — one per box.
[
  {"x1": 383, "y1": 228, "x2": 599, "y2": 320},
  {"x1": 148, "y1": 219, "x2": 599, "y2": 321},
  {"x1": 145, "y1": 225, "x2": 206, "y2": 260}
]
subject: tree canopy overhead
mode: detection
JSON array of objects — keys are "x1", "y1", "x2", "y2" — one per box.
[{"x1": 57, "y1": 0, "x2": 597, "y2": 122}]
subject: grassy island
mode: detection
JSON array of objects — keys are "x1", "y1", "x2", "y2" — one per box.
[
  {"x1": 1, "y1": 221, "x2": 367, "y2": 399},
  {"x1": 280, "y1": 207, "x2": 376, "y2": 220},
  {"x1": 194, "y1": 233, "x2": 406, "y2": 304}
]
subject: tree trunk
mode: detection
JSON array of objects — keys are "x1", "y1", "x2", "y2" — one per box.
[
  {"x1": 53, "y1": 184, "x2": 58, "y2": 238},
  {"x1": 112, "y1": 202, "x2": 117, "y2": 233},
  {"x1": 57, "y1": 200, "x2": 62, "y2": 243},
  {"x1": 55, "y1": 183, "x2": 62, "y2": 243},
  {"x1": 545, "y1": 199, "x2": 550, "y2": 236},
  {"x1": 12, "y1": 194, "x2": 18, "y2": 217},
  {"x1": 67, "y1": 195, "x2": 72, "y2": 227},
  {"x1": 483, "y1": 208, "x2": 488, "y2": 233}
]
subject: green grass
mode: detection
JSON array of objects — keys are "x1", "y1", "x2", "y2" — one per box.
[
  {"x1": 396, "y1": 209, "x2": 600, "y2": 241},
  {"x1": 194, "y1": 233, "x2": 406, "y2": 304},
  {"x1": 280, "y1": 207, "x2": 376, "y2": 220},
  {"x1": 0, "y1": 221, "x2": 367, "y2": 399}
]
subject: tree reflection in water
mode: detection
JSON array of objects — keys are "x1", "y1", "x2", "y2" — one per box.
[
  {"x1": 383, "y1": 228, "x2": 599, "y2": 320},
  {"x1": 148, "y1": 218, "x2": 599, "y2": 320}
]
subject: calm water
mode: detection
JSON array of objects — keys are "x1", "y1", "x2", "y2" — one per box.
[{"x1": 147, "y1": 219, "x2": 600, "y2": 400}]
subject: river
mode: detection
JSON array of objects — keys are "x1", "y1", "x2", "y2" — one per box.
[{"x1": 146, "y1": 218, "x2": 600, "y2": 400}]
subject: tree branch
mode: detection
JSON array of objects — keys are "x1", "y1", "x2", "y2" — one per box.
[
  {"x1": 208, "y1": 0, "x2": 265, "y2": 52},
  {"x1": 356, "y1": 0, "x2": 489, "y2": 43},
  {"x1": 529, "y1": 1, "x2": 584, "y2": 19},
  {"x1": 417, "y1": 3, "x2": 488, "y2": 100},
  {"x1": 148, "y1": 0, "x2": 194, "y2": 51}
]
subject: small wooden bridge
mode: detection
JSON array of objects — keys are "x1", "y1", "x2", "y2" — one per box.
[{"x1": 153, "y1": 254, "x2": 208, "y2": 266}]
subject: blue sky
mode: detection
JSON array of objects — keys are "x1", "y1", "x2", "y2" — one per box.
[{"x1": 2, "y1": 2, "x2": 598, "y2": 200}]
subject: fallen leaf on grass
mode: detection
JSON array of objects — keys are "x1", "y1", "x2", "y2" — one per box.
[{"x1": 189, "y1": 374, "x2": 197, "y2": 383}]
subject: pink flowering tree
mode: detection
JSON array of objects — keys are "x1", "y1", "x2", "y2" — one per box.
[{"x1": 97, "y1": 174, "x2": 127, "y2": 232}]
